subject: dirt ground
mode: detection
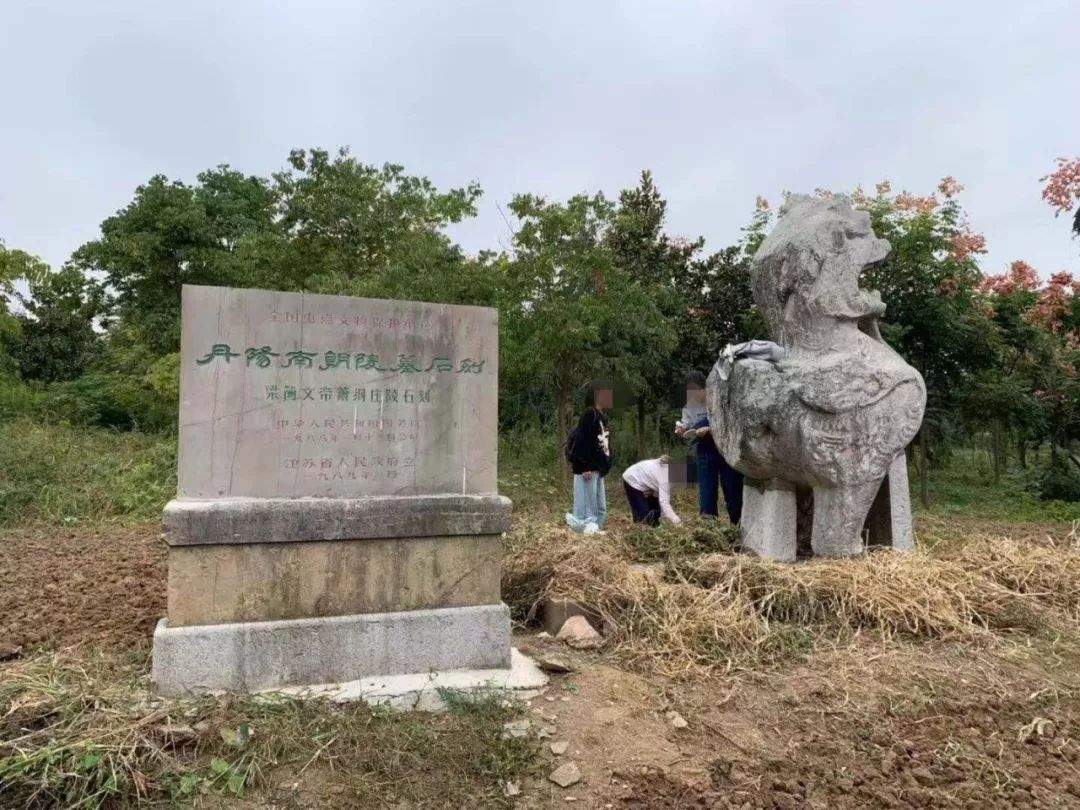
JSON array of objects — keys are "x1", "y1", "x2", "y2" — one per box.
[
  {"x1": 3, "y1": 520, "x2": 1080, "y2": 808},
  {"x1": 0, "y1": 524, "x2": 165, "y2": 654},
  {"x1": 511, "y1": 635, "x2": 1080, "y2": 809}
]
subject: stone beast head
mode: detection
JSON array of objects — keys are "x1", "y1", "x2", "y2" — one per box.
[{"x1": 752, "y1": 194, "x2": 890, "y2": 349}]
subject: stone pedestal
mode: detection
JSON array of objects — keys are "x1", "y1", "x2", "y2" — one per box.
[
  {"x1": 152, "y1": 495, "x2": 518, "y2": 696},
  {"x1": 739, "y1": 455, "x2": 916, "y2": 562},
  {"x1": 863, "y1": 453, "x2": 915, "y2": 551}
]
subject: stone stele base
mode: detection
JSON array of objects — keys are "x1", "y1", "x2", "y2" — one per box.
[
  {"x1": 152, "y1": 603, "x2": 512, "y2": 696},
  {"x1": 275, "y1": 648, "x2": 548, "y2": 711},
  {"x1": 152, "y1": 495, "x2": 522, "y2": 700}
]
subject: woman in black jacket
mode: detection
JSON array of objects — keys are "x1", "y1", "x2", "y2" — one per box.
[{"x1": 565, "y1": 385, "x2": 611, "y2": 533}]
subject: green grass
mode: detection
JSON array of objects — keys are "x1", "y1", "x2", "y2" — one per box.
[
  {"x1": 0, "y1": 417, "x2": 176, "y2": 527},
  {"x1": 917, "y1": 447, "x2": 1080, "y2": 524},
  {"x1": 0, "y1": 648, "x2": 541, "y2": 809},
  {"x1": 2, "y1": 417, "x2": 1079, "y2": 529}
]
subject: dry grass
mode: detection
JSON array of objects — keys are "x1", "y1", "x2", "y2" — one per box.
[
  {"x1": 934, "y1": 533, "x2": 1080, "y2": 620},
  {"x1": 0, "y1": 649, "x2": 539, "y2": 809},
  {"x1": 503, "y1": 514, "x2": 1080, "y2": 678},
  {"x1": 682, "y1": 550, "x2": 1041, "y2": 638}
]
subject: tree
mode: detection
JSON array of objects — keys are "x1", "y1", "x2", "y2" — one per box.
[
  {"x1": 10, "y1": 264, "x2": 104, "y2": 383},
  {"x1": 605, "y1": 171, "x2": 760, "y2": 455},
  {"x1": 606, "y1": 172, "x2": 700, "y2": 453},
  {"x1": 72, "y1": 169, "x2": 275, "y2": 355},
  {"x1": 271, "y1": 148, "x2": 483, "y2": 300},
  {"x1": 980, "y1": 262, "x2": 1080, "y2": 470},
  {"x1": 1041, "y1": 157, "x2": 1080, "y2": 241},
  {"x1": 0, "y1": 241, "x2": 50, "y2": 376},
  {"x1": 73, "y1": 149, "x2": 488, "y2": 357},
  {"x1": 502, "y1": 190, "x2": 676, "y2": 472}
]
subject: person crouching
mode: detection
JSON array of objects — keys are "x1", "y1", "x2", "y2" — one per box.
[{"x1": 622, "y1": 456, "x2": 681, "y2": 527}]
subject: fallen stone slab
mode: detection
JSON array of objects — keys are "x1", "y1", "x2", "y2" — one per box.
[{"x1": 533, "y1": 653, "x2": 576, "y2": 674}]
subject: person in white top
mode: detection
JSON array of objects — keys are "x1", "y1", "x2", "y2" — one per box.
[{"x1": 621, "y1": 456, "x2": 681, "y2": 526}]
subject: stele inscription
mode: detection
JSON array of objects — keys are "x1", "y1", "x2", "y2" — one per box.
[{"x1": 177, "y1": 285, "x2": 498, "y2": 499}]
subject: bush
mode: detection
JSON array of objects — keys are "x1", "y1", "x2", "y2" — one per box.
[
  {"x1": 39, "y1": 372, "x2": 176, "y2": 432},
  {"x1": 0, "y1": 373, "x2": 45, "y2": 420},
  {"x1": 0, "y1": 418, "x2": 175, "y2": 526},
  {"x1": 1035, "y1": 455, "x2": 1080, "y2": 502}
]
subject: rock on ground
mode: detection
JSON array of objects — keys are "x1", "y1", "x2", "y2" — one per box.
[
  {"x1": 548, "y1": 761, "x2": 582, "y2": 788},
  {"x1": 556, "y1": 615, "x2": 602, "y2": 649}
]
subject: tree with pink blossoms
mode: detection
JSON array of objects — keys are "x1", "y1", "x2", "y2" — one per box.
[
  {"x1": 977, "y1": 258, "x2": 1080, "y2": 493},
  {"x1": 1041, "y1": 157, "x2": 1080, "y2": 240}
]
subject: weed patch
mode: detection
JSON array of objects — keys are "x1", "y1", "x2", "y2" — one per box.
[
  {"x1": 0, "y1": 649, "x2": 541, "y2": 808},
  {"x1": 0, "y1": 418, "x2": 175, "y2": 527}
]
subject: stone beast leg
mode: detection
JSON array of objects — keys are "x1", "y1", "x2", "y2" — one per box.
[
  {"x1": 810, "y1": 477, "x2": 884, "y2": 557},
  {"x1": 739, "y1": 478, "x2": 797, "y2": 562},
  {"x1": 863, "y1": 453, "x2": 915, "y2": 551}
]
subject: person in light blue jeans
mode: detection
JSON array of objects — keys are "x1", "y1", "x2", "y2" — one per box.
[
  {"x1": 565, "y1": 385, "x2": 612, "y2": 533},
  {"x1": 567, "y1": 470, "x2": 607, "y2": 533}
]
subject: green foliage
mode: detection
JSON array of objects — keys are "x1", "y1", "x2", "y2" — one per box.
[
  {"x1": 1035, "y1": 455, "x2": 1080, "y2": 503},
  {"x1": 0, "y1": 240, "x2": 49, "y2": 288},
  {"x1": 605, "y1": 172, "x2": 760, "y2": 409},
  {"x1": 502, "y1": 189, "x2": 676, "y2": 438},
  {"x1": 622, "y1": 516, "x2": 738, "y2": 562},
  {"x1": 856, "y1": 193, "x2": 997, "y2": 450},
  {"x1": 143, "y1": 351, "x2": 180, "y2": 404},
  {"x1": 0, "y1": 418, "x2": 175, "y2": 525},
  {"x1": 69, "y1": 148, "x2": 492, "y2": 372},
  {"x1": 71, "y1": 170, "x2": 274, "y2": 354},
  {"x1": 0, "y1": 241, "x2": 47, "y2": 376},
  {"x1": 273, "y1": 147, "x2": 483, "y2": 296},
  {"x1": 919, "y1": 446, "x2": 1080, "y2": 522},
  {"x1": 0, "y1": 373, "x2": 46, "y2": 420},
  {"x1": 39, "y1": 373, "x2": 162, "y2": 431},
  {"x1": 9, "y1": 264, "x2": 104, "y2": 383}
]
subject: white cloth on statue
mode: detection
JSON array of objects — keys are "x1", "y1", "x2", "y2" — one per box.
[{"x1": 715, "y1": 339, "x2": 786, "y2": 381}]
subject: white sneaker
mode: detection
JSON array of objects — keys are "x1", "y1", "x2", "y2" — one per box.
[{"x1": 583, "y1": 522, "x2": 600, "y2": 535}]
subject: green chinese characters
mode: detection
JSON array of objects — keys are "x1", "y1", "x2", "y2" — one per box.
[{"x1": 196, "y1": 345, "x2": 485, "y2": 375}]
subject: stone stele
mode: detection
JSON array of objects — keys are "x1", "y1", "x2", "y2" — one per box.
[
  {"x1": 706, "y1": 195, "x2": 926, "y2": 560},
  {"x1": 152, "y1": 285, "x2": 545, "y2": 701}
]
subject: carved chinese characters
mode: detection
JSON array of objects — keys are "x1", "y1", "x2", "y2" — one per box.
[{"x1": 177, "y1": 286, "x2": 498, "y2": 499}]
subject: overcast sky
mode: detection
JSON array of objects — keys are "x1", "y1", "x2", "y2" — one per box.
[{"x1": 2, "y1": 1, "x2": 1078, "y2": 279}]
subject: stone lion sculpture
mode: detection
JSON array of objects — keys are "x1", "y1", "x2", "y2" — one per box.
[{"x1": 706, "y1": 194, "x2": 926, "y2": 559}]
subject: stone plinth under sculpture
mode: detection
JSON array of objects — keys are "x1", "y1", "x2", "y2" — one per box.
[
  {"x1": 706, "y1": 195, "x2": 926, "y2": 560},
  {"x1": 152, "y1": 285, "x2": 543, "y2": 700}
]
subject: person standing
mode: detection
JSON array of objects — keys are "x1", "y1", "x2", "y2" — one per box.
[
  {"x1": 675, "y1": 372, "x2": 743, "y2": 524},
  {"x1": 565, "y1": 385, "x2": 612, "y2": 533},
  {"x1": 621, "y1": 456, "x2": 681, "y2": 526}
]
